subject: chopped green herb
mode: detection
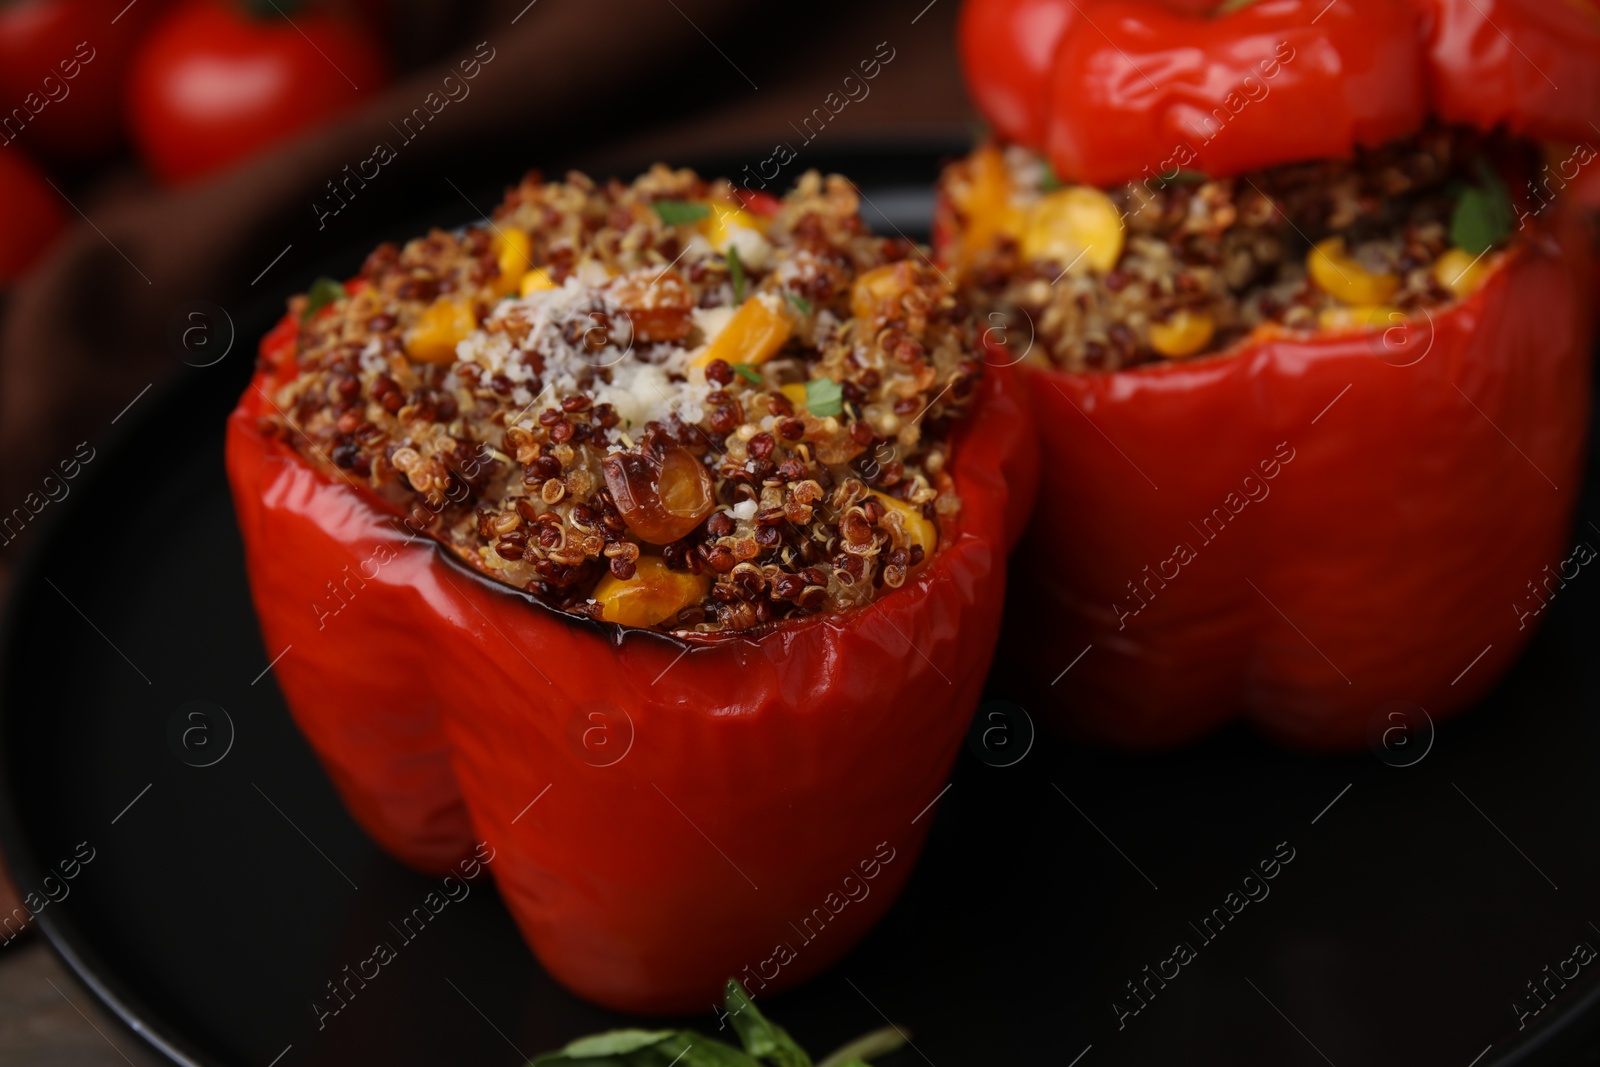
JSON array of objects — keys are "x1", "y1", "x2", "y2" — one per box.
[
  {"x1": 1039, "y1": 161, "x2": 1063, "y2": 192},
  {"x1": 1170, "y1": 169, "x2": 1209, "y2": 185},
  {"x1": 652, "y1": 199, "x2": 711, "y2": 225},
  {"x1": 1213, "y1": 0, "x2": 1265, "y2": 11},
  {"x1": 806, "y1": 378, "x2": 843, "y2": 418},
  {"x1": 730, "y1": 363, "x2": 763, "y2": 384},
  {"x1": 727, "y1": 243, "x2": 746, "y2": 303},
  {"x1": 785, "y1": 293, "x2": 813, "y2": 316},
  {"x1": 1450, "y1": 162, "x2": 1513, "y2": 256},
  {"x1": 301, "y1": 277, "x2": 345, "y2": 322}
]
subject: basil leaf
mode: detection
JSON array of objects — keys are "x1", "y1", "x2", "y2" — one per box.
[
  {"x1": 785, "y1": 293, "x2": 813, "y2": 316},
  {"x1": 652, "y1": 199, "x2": 711, "y2": 225},
  {"x1": 804, "y1": 378, "x2": 843, "y2": 419},
  {"x1": 728, "y1": 244, "x2": 746, "y2": 303},
  {"x1": 565, "y1": 1031, "x2": 681, "y2": 1057},
  {"x1": 730, "y1": 363, "x2": 763, "y2": 384},
  {"x1": 1451, "y1": 163, "x2": 1513, "y2": 256},
  {"x1": 661, "y1": 1034, "x2": 764, "y2": 1067},
  {"x1": 725, "y1": 981, "x2": 811, "y2": 1067},
  {"x1": 532, "y1": 1029, "x2": 760, "y2": 1066},
  {"x1": 301, "y1": 277, "x2": 345, "y2": 322}
]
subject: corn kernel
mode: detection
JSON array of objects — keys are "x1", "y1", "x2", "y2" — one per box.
[
  {"x1": 1308, "y1": 237, "x2": 1400, "y2": 306},
  {"x1": 692, "y1": 295, "x2": 792, "y2": 368},
  {"x1": 520, "y1": 268, "x2": 555, "y2": 296},
  {"x1": 1021, "y1": 186, "x2": 1125, "y2": 275},
  {"x1": 1148, "y1": 310, "x2": 1215, "y2": 359},
  {"x1": 592, "y1": 556, "x2": 711, "y2": 628},
  {"x1": 780, "y1": 383, "x2": 809, "y2": 411},
  {"x1": 700, "y1": 202, "x2": 762, "y2": 251},
  {"x1": 1318, "y1": 305, "x2": 1405, "y2": 332},
  {"x1": 490, "y1": 228, "x2": 532, "y2": 295},
  {"x1": 871, "y1": 490, "x2": 937, "y2": 562},
  {"x1": 1433, "y1": 248, "x2": 1489, "y2": 298},
  {"x1": 404, "y1": 296, "x2": 477, "y2": 365}
]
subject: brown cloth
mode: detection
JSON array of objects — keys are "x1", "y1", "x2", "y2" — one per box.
[{"x1": 0, "y1": 0, "x2": 970, "y2": 930}]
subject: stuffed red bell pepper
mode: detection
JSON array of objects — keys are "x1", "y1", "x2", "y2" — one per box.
[
  {"x1": 940, "y1": 0, "x2": 1596, "y2": 748},
  {"x1": 226, "y1": 165, "x2": 1037, "y2": 1012}
]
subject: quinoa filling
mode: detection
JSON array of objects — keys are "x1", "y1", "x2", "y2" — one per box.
[
  {"x1": 262, "y1": 167, "x2": 981, "y2": 634},
  {"x1": 939, "y1": 127, "x2": 1530, "y2": 371}
]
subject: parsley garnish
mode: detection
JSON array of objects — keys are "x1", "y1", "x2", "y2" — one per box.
[
  {"x1": 805, "y1": 378, "x2": 843, "y2": 418},
  {"x1": 651, "y1": 199, "x2": 711, "y2": 225},
  {"x1": 301, "y1": 277, "x2": 345, "y2": 322},
  {"x1": 1451, "y1": 161, "x2": 1513, "y2": 256},
  {"x1": 730, "y1": 363, "x2": 762, "y2": 384},
  {"x1": 785, "y1": 293, "x2": 813, "y2": 316}
]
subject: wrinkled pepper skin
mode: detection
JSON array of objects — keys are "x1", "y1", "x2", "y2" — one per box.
[
  {"x1": 1007, "y1": 212, "x2": 1593, "y2": 749},
  {"x1": 226, "y1": 313, "x2": 1038, "y2": 1012},
  {"x1": 1043, "y1": 0, "x2": 1428, "y2": 186},
  {"x1": 1409, "y1": 0, "x2": 1600, "y2": 144}
]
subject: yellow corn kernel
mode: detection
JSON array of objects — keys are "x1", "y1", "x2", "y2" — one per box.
[
  {"x1": 700, "y1": 202, "x2": 762, "y2": 251},
  {"x1": 1433, "y1": 248, "x2": 1488, "y2": 298},
  {"x1": 1308, "y1": 237, "x2": 1400, "y2": 306},
  {"x1": 404, "y1": 296, "x2": 478, "y2": 365},
  {"x1": 692, "y1": 296, "x2": 793, "y2": 368},
  {"x1": 951, "y1": 144, "x2": 1022, "y2": 274},
  {"x1": 851, "y1": 262, "x2": 917, "y2": 322},
  {"x1": 1148, "y1": 310, "x2": 1215, "y2": 359},
  {"x1": 1021, "y1": 186, "x2": 1125, "y2": 275},
  {"x1": 871, "y1": 490, "x2": 937, "y2": 562},
  {"x1": 490, "y1": 228, "x2": 532, "y2": 295},
  {"x1": 592, "y1": 556, "x2": 711, "y2": 628},
  {"x1": 780, "y1": 383, "x2": 809, "y2": 411},
  {"x1": 1318, "y1": 305, "x2": 1404, "y2": 332},
  {"x1": 520, "y1": 268, "x2": 555, "y2": 296}
]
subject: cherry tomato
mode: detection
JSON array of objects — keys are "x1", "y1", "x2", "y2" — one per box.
[
  {"x1": 127, "y1": 0, "x2": 387, "y2": 185},
  {"x1": 1042, "y1": 0, "x2": 1427, "y2": 186},
  {"x1": 0, "y1": 0, "x2": 163, "y2": 162},
  {"x1": 1409, "y1": 0, "x2": 1600, "y2": 144},
  {"x1": 0, "y1": 148, "x2": 66, "y2": 284}
]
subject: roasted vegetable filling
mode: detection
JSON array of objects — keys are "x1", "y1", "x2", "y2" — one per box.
[
  {"x1": 263, "y1": 167, "x2": 981, "y2": 633},
  {"x1": 939, "y1": 127, "x2": 1531, "y2": 371}
]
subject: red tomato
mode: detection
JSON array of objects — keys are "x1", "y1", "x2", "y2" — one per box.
[
  {"x1": 1409, "y1": 0, "x2": 1600, "y2": 144},
  {"x1": 127, "y1": 0, "x2": 387, "y2": 185},
  {"x1": 1042, "y1": 0, "x2": 1428, "y2": 186},
  {"x1": 0, "y1": 148, "x2": 66, "y2": 284},
  {"x1": 0, "y1": 0, "x2": 162, "y2": 162}
]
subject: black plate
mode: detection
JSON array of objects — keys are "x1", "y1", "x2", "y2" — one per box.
[{"x1": 4, "y1": 146, "x2": 1600, "y2": 1067}]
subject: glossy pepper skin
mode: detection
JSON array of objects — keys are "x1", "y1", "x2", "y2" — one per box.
[
  {"x1": 1043, "y1": 0, "x2": 1428, "y2": 186},
  {"x1": 992, "y1": 211, "x2": 1593, "y2": 749},
  {"x1": 1408, "y1": 0, "x2": 1600, "y2": 143},
  {"x1": 226, "y1": 308, "x2": 1039, "y2": 1011}
]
